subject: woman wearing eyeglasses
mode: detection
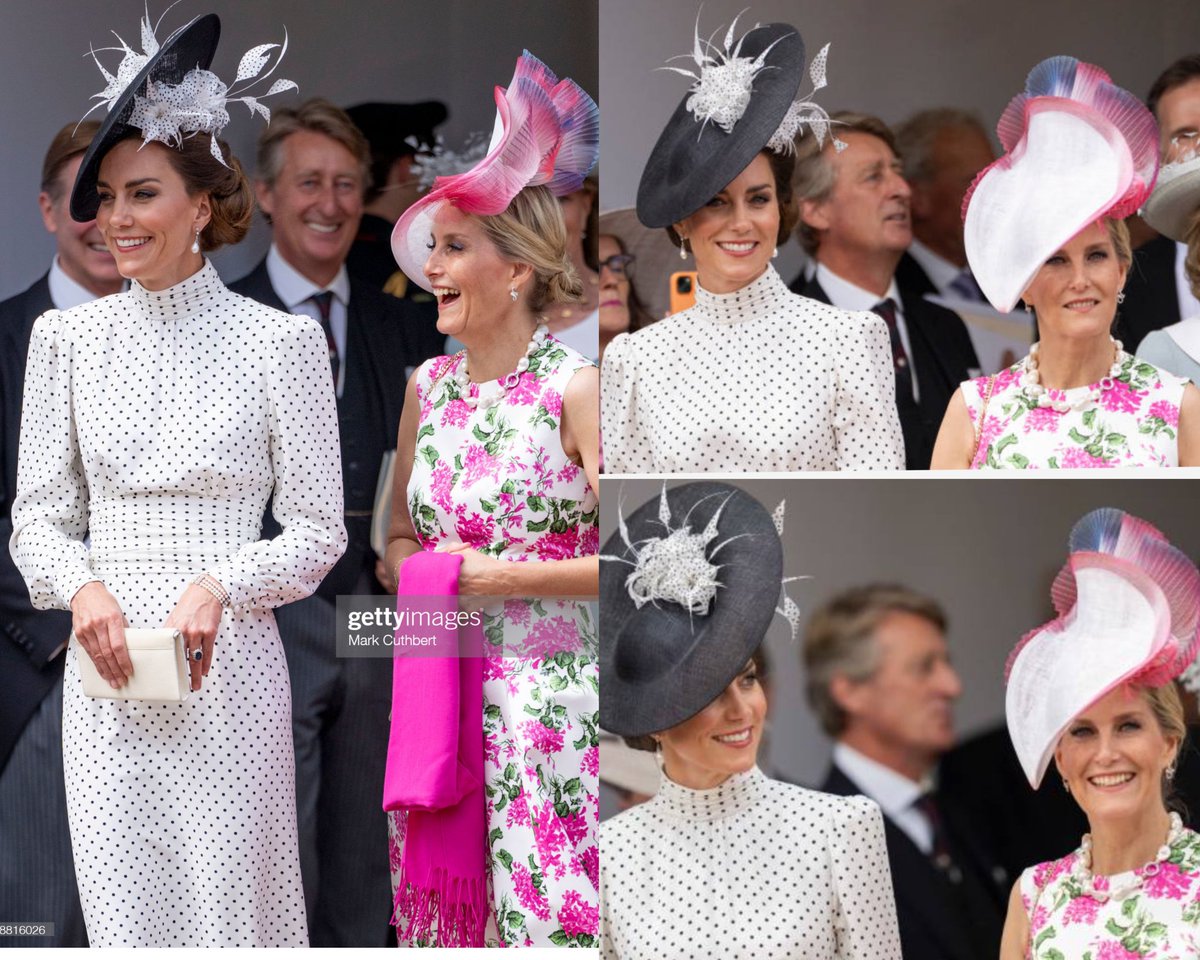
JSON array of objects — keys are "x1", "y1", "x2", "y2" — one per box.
[
  {"x1": 1136, "y1": 131, "x2": 1200, "y2": 384},
  {"x1": 598, "y1": 233, "x2": 654, "y2": 361}
]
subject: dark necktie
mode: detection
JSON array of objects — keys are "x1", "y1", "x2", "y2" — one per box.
[
  {"x1": 914, "y1": 790, "x2": 962, "y2": 884},
  {"x1": 872, "y1": 298, "x2": 913, "y2": 403},
  {"x1": 308, "y1": 290, "x2": 338, "y2": 386}
]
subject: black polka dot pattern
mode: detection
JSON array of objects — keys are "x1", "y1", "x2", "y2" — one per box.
[
  {"x1": 9, "y1": 260, "x2": 347, "y2": 946},
  {"x1": 600, "y1": 265, "x2": 905, "y2": 472},
  {"x1": 600, "y1": 767, "x2": 902, "y2": 959}
]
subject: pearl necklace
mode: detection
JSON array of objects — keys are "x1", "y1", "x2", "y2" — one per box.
[
  {"x1": 452, "y1": 323, "x2": 549, "y2": 410},
  {"x1": 1019, "y1": 337, "x2": 1126, "y2": 413},
  {"x1": 1072, "y1": 811, "x2": 1184, "y2": 902}
]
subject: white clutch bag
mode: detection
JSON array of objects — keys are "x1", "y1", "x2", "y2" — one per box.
[{"x1": 74, "y1": 628, "x2": 190, "y2": 703}]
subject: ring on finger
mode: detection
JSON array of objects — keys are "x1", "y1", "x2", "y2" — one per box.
[{"x1": 190, "y1": 648, "x2": 204, "y2": 662}]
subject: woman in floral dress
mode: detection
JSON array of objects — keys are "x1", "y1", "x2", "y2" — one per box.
[
  {"x1": 383, "y1": 52, "x2": 599, "y2": 948},
  {"x1": 932, "y1": 56, "x2": 1200, "y2": 468},
  {"x1": 1001, "y1": 508, "x2": 1200, "y2": 959}
]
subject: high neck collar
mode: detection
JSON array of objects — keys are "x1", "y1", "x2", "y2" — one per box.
[
  {"x1": 693, "y1": 265, "x2": 792, "y2": 325},
  {"x1": 653, "y1": 765, "x2": 767, "y2": 821},
  {"x1": 130, "y1": 259, "x2": 224, "y2": 321}
]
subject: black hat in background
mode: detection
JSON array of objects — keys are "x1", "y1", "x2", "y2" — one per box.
[
  {"x1": 636, "y1": 22, "x2": 805, "y2": 229},
  {"x1": 346, "y1": 101, "x2": 449, "y2": 160},
  {"x1": 600, "y1": 482, "x2": 785, "y2": 737},
  {"x1": 70, "y1": 14, "x2": 221, "y2": 222}
]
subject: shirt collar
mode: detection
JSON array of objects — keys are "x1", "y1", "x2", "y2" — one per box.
[
  {"x1": 816, "y1": 262, "x2": 902, "y2": 316},
  {"x1": 833, "y1": 742, "x2": 928, "y2": 820},
  {"x1": 266, "y1": 244, "x2": 350, "y2": 311},
  {"x1": 906, "y1": 239, "x2": 962, "y2": 295},
  {"x1": 49, "y1": 256, "x2": 117, "y2": 310}
]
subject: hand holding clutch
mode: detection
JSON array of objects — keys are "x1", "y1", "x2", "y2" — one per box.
[
  {"x1": 165, "y1": 582, "x2": 225, "y2": 691},
  {"x1": 70, "y1": 581, "x2": 133, "y2": 689}
]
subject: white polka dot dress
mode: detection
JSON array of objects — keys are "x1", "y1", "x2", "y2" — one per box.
[
  {"x1": 9, "y1": 260, "x2": 347, "y2": 947},
  {"x1": 600, "y1": 266, "x2": 905, "y2": 472},
  {"x1": 600, "y1": 766, "x2": 902, "y2": 959}
]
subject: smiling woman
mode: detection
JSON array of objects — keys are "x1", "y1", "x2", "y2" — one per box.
[
  {"x1": 999, "y1": 508, "x2": 1200, "y2": 960},
  {"x1": 600, "y1": 14, "x2": 904, "y2": 472}
]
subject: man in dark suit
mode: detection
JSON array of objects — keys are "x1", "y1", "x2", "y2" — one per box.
[
  {"x1": 790, "y1": 112, "x2": 978, "y2": 469},
  {"x1": 231, "y1": 98, "x2": 429, "y2": 947},
  {"x1": 344, "y1": 100, "x2": 446, "y2": 361},
  {"x1": 0, "y1": 121, "x2": 122, "y2": 948},
  {"x1": 803, "y1": 585, "x2": 1005, "y2": 960},
  {"x1": 1122, "y1": 55, "x2": 1200, "y2": 350}
]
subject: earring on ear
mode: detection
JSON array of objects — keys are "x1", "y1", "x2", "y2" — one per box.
[
  {"x1": 1062, "y1": 777, "x2": 1070, "y2": 794},
  {"x1": 510, "y1": 287, "x2": 519, "y2": 302},
  {"x1": 679, "y1": 238, "x2": 689, "y2": 261},
  {"x1": 772, "y1": 247, "x2": 779, "y2": 259},
  {"x1": 1167, "y1": 763, "x2": 1177, "y2": 782},
  {"x1": 1117, "y1": 290, "x2": 1126, "y2": 305},
  {"x1": 191, "y1": 228, "x2": 201, "y2": 255}
]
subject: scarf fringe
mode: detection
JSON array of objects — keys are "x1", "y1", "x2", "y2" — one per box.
[{"x1": 392, "y1": 869, "x2": 488, "y2": 948}]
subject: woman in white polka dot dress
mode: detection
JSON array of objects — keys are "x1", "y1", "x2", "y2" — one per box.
[
  {"x1": 9, "y1": 15, "x2": 344, "y2": 947},
  {"x1": 600, "y1": 483, "x2": 902, "y2": 959},
  {"x1": 601, "y1": 18, "x2": 905, "y2": 473}
]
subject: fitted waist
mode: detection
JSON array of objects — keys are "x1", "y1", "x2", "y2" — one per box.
[{"x1": 88, "y1": 492, "x2": 262, "y2": 563}]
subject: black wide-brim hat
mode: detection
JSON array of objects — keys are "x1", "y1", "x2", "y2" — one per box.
[
  {"x1": 346, "y1": 101, "x2": 449, "y2": 158},
  {"x1": 70, "y1": 13, "x2": 221, "y2": 222},
  {"x1": 636, "y1": 22, "x2": 804, "y2": 229},
  {"x1": 601, "y1": 482, "x2": 783, "y2": 737}
]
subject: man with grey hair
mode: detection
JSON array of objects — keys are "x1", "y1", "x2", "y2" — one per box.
[
  {"x1": 804, "y1": 584, "x2": 1004, "y2": 960},
  {"x1": 790, "y1": 112, "x2": 978, "y2": 469},
  {"x1": 892, "y1": 109, "x2": 995, "y2": 302},
  {"x1": 231, "y1": 97, "x2": 424, "y2": 946}
]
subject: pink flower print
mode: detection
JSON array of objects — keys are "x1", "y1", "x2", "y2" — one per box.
[
  {"x1": 534, "y1": 527, "x2": 580, "y2": 561},
  {"x1": 485, "y1": 730, "x2": 501, "y2": 766},
  {"x1": 1100, "y1": 378, "x2": 1143, "y2": 415},
  {"x1": 556, "y1": 461, "x2": 581, "y2": 484},
  {"x1": 560, "y1": 809, "x2": 589, "y2": 848},
  {"x1": 579, "y1": 526, "x2": 599, "y2": 556},
  {"x1": 1149, "y1": 400, "x2": 1180, "y2": 427},
  {"x1": 522, "y1": 719, "x2": 564, "y2": 756},
  {"x1": 483, "y1": 655, "x2": 508, "y2": 683},
  {"x1": 580, "y1": 844, "x2": 599, "y2": 890},
  {"x1": 462, "y1": 444, "x2": 502, "y2": 487},
  {"x1": 971, "y1": 417, "x2": 1005, "y2": 467},
  {"x1": 507, "y1": 373, "x2": 541, "y2": 406},
  {"x1": 511, "y1": 862, "x2": 550, "y2": 921},
  {"x1": 1024, "y1": 405, "x2": 1063, "y2": 433},
  {"x1": 1033, "y1": 856, "x2": 1071, "y2": 889},
  {"x1": 441, "y1": 397, "x2": 472, "y2": 428},
  {"x1": 533, "y1": 800, "x2": 568, "y2": 872},
  {"x1": 429, "y1": 462, "x2": 454, "y2": 513},
  {"x1": 1062, "y1": 892, "x2": 1100, "y2": 925},
  {"x1": 582, "y1": 745, "x2": 599, "y2": 779},
  {"x1": 505, "y1": 789, "x2": 530, "y2": 830},
  {"x1": 454, "y1": 508, "x2": 496, "y2": 548},
  {"x1": 556, "y1": 890, "x2": 599, "y2": 937},
  {"x1": 504, "y1": 599, "x2": 532, "y2": 627},
  {"x1": 519, "y1": 617, "x2": 580, "y2": 659},
  {"x1": 1095, "y1": 943, "x2": 1141, "y2": 960},
  {"x1": 1144, "y1": 860, "x2": 1191, "y2": 900},
  {"x1": 542, "y1": 388, "x2": 563, "y2": 418},
  {"x1": 1060, "y1": 446, "x2": 1114, "y2": 468}
]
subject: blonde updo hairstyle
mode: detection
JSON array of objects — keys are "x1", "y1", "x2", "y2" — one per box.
[
  {"x1": 475, "y1": 185, "x2": 584, "y2": 312},
  {"x1": 1141, "y1": 682, "x2": 1188, "y2": 816}
]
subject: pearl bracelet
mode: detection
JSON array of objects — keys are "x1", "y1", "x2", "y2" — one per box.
[{"x1": 192, "y1": 573, "x2": 231, "y2": 608}]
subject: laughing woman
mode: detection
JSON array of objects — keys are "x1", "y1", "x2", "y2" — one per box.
[
  {"x1": 1001, "y1": 509, "x2": 1200, "y2": 959},
  {"x1": 600, "y1": 482, "x2": 902, "y2": 959},
  {"x1": 600, "y1": 15, "x2": 903, "y2": 472}
]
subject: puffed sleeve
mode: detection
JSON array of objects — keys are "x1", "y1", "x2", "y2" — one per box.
[
  {"x1": 210, "y1": 317, "x2": 347, "y2": 608},
  {"x1": 833, "y1": 312, "x2": 905, "y2": 470},
  {"x1": 600, "y1": 332, "x2": 643, "y2": 473},
  {"x1": 10, "y1": 311, "x2": 100, "y2": 609},
  {"x1": 830, "y1": 795, "x2": 902, "y2": 960}
]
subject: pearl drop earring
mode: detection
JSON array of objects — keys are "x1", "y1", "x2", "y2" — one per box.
[{"x1": 191, "y1": 229, "x2": 200, "y2": 255}]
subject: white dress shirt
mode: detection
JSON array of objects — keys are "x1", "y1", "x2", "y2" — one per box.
[
  {"x1": 48, "y1": 257, "x2": 115, "y2": 311},
  {"x1": 816, "y1": 263, "x2": 920, "y2": 401},
  {"x1": 265, "y1": 244, "x2": 351, "y2": 397},
  {"x1": 833, "y1": 742, "x2": 933, "y2": 855},
  {"x1": 906, "y1": 238, "x2": 961, "y2": 296}
]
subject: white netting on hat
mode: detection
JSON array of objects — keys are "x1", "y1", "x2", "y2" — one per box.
[
  {"x1": 407, "y1": 131, "x2": 490, "y2": 193},
  {"x1": 85, "y1": 6, "x2": 297, "y2": 166},
  {"x1": 766, "y1": 43, "x2": 846, "y2": 155}
]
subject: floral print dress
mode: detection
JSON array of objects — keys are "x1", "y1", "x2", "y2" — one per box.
[
  {"x1": 962, "y1": 354, "x2": 1188, "y2": 468},
  {"x1": 1019, "y1": 829, "x2": 1200, "y2": 959},
  {"x1": 389, "y1": 335, "x2": 600, "y2": 948}
]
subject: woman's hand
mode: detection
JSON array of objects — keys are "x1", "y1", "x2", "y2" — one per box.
[
  {"x1": 437, "y1": 543, "x2": 510, "y2": 596},
  {"x1": 165, "y1": 584, "x2": 224, "y2": 691},
  {"x1": 70, "y1": 581, "x2": 133, "y2": 689}
]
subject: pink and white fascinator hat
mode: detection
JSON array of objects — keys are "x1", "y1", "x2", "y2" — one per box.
[
  {"x1": 1005, "y1": 508, "x2": 1200, "y2": 789},
  {"x1": 963, "y1": 57, "x2": 1159, "y2": 313},
  {"x1": 390, "y1": 51, "x2": 598, "y2": 293}
]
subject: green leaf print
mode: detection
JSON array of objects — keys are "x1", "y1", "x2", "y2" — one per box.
[
  {"x1": 496, "y1": 849, "x2": 514, "y2": 872},
  {"x1": 526, "y1": 517, "x2": 551, "y2": 533},
  {"x1": 549, "y1": 930, "x2": 570, "y2": 946},
  {"x1": 1082, "y1": 408, "x2": 1096, "y2": 428},
  {"x1": 420, "y1": 445, "x2": 439, "y2": 467}
]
